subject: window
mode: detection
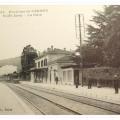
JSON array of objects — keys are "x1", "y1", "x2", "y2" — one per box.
[
  {"x1": 44, "y1": 59, "x2": 46, "y2": 66},
  {"x1": 68, "y1": 70, "x2": 72, "y2": 81},
  {"x1": 44, "y1": 59, "x2": 47, "y2": 66},
  {"x1": 41, "y1": 60, "x2": 43, "y2": 67},
  {"x1": 46, "y1": 59, "x2": 47, "y2": 66},
  {"x1": 38, "y1": 62, "x2": 40, "y2": 68},
  {"x1": 35, "y1": 63, "x2": 37, "y2": 68},
  {"x1": 63, "y1": 71, "x2": 66, "y2": 82}
]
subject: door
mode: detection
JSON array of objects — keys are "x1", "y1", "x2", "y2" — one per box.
[{"x1": 74, "y1": 70, "x2": 79, "y2": 85}]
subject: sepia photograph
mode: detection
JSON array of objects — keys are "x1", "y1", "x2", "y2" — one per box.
[{"x1": 0, "y1": 5, "x2": 120, "y2": 115}]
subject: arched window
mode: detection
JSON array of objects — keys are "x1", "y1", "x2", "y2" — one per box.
[
  {"x1": 38, "y1": 62, "x2": 40, "y2": 68},
  {"x1": 41, "y1": 60, "x2": 43, "y2": 67},
  {"x1": 43, "y1": 59, "x2": 47, "y2": 66},
  {"x1": 44, "y1": 59, "x2": 47, "y2": 66}
]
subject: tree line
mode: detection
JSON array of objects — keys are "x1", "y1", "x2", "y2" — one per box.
[{"x1": 76, "y1": 5, "x2": 120, "y2": 68}]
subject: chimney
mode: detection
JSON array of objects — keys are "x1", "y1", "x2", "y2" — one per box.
[
  {"x1": 47, "y1": 48, "x2": 50, "y2": 51},
  {"x1": 64, "y1": 48, "x2": 66, "y2": 51},
  {"x1": 51, "y1": 45, "x2": 54, "y2": 51},
  {"x1": 38, "y1": 51, "x2": 40, "y2": 57}
]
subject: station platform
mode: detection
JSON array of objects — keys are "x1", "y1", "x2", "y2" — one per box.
[
  {"x1": 20, "y1": 81, "x2": 120, "y2": 105},
  {"x1": 0, "y1": 82, "x2": 34, "y2": 115}
]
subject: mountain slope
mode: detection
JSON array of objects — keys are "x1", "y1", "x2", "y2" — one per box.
[{"x1": 0, "y1": 56, "x2": 21, "y2": 71}]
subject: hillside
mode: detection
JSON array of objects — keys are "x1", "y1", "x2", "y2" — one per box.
[{"x1": 0, "y1": 56, "x2": 21, "y2": 71}]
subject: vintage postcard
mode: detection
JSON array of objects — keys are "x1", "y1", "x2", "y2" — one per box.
[{"x1": 0, "y1": 5, "x2": 120, "y2": 115}]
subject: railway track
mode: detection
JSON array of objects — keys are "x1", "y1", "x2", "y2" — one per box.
[
  {"x1": 20, "y1": 84, "x2": 120, "y2": 114},
  {"x1": 7, "y1": 83, "x2": 81, "y2": 115},
  {"x1": 6, "y1": 83, "x2": 119, "y2": 115}
]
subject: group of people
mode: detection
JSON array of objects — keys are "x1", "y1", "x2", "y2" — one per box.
[
  {"x1": 74, "y1": 74, "x2": 119, "y2": 94},
  {"x1": 88, "y1": 74, "x2": 119, "y2": 94},
  {"x1": 55, "y1": 74, "x2": 119, "y2": 94}
]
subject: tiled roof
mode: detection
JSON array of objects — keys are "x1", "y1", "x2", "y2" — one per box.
[{"x1": 56, "y1": 55, "x2": 74, "y2": 63}]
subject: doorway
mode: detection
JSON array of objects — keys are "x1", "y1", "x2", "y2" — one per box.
[{"x1": 74, "y1": 70, "x2": 79, "y2": 85}]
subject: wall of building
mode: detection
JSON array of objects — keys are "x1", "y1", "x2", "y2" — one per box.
[
  {"x1": 48, "y1": 63, "x2": 78, "y2": 85},
  {"x1": 62, "y1": 68, "x2": 74, "y2": 85},
  {"x1": 48, "y1": 63, "x2": 58, "y2": 84},
  {"x1": 30, "y1": 71, "x2": 35, "y2": 83}
]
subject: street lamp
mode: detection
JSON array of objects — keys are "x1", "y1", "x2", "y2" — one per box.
[
  {"x1": 75, "y1": 51, "x2": 83, "y2": 87},
  {"x1": 50, "y1": 66, "x2": 52, "y2": 84},
  {"x1": 75, "y1": 14, "x2": 85, "y2": 87}
]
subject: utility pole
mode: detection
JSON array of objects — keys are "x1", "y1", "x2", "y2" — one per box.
[{"x1": 75, "y1": 14, "x2": 85, "y2": 87}]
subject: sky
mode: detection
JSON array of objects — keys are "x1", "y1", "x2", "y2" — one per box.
[{"x1": 0, "y1": 5, "x2": 103, "y2": 60}]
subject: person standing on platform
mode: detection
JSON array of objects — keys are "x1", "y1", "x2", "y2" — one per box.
[
  {"x1": 75, "y1": 75, "x2": 79, "y2": 88},
  {"x1": 113, "y1": 74, "x2": 119, "y2": 94},
  {"x1": 88, "y1": 78, "x2": 92, "y2": 89},
  {"x1": 55, "y1": 76, "x2": 58, "y2": 85}
]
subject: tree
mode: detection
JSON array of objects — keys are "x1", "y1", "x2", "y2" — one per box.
[
  {"x1": 74, "y1": 44, "x2": 104, "y2": 67},
  {"x1": 104, "y1": 6, "x2": 120, "y2": 67},
  {"x1": 21, "y1": 45, "x2": 38, "y2": 73},
  {"x1": 87, "y1": 11, "x2": 106, "y2": 48},
  {"x1": 87, "y1": 5, "x2": 120, "y2": 67}
]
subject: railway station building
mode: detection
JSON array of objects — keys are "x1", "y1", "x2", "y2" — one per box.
[{"x1": 29, "y1": 46, "x2": 82, "y2": 85}]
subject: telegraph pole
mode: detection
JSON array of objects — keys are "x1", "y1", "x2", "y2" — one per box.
[{"x1": 75, "y1": 14, "x2": 85, "y2": 87}]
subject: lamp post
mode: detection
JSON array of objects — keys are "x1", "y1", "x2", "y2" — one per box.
[
  {"x1": 75, "y1": 14, "x2": 85, "y2": 87},
  {"x1": 75, "y1": 51, "x2": 83, "y2": 87},
  {"x1": 50, "y1": 67, "x2": 52, "y2": 84}
]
